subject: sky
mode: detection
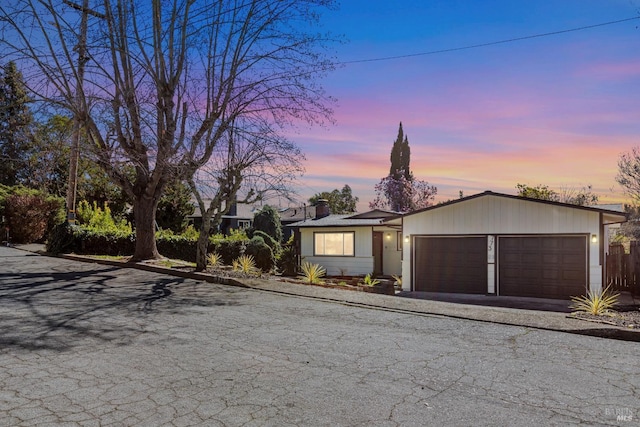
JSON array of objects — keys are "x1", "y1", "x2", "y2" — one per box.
[{"x1": 283, "y1": 0, "x2": 640, "y2": 211}]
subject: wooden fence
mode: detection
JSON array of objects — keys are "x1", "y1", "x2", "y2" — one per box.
[{"x1": 606, "y1": 242, "x2": 640, "y2": 294}]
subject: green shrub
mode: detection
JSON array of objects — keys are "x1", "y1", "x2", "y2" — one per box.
[
  {"x1": 46, "y1": 222, "x2": 77, "y2": 254},
  {"x1": 245, "y1": 235, "x2": 275, "y2": 272},
  {"x1": 252, "y1": 229, "x2": 280, "y2": 253},
  {"x1": 276, "y1": 244, "x2": 298, "y2": 276},
  {"x1": 76, "y1": 200, "x2": 132, "y2": 233},
  {"x1": 214, "y1": 239, "x2": 247, "y2": 265}
]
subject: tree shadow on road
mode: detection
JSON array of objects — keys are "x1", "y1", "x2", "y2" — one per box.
[{"x1": 0, "y1": 266, "x2": 246, "y2": 353}]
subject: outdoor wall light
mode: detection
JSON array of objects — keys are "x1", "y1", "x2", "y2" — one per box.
[
  {"x1": 404, "y1": 236, "x2": 409, "y2": 243},
  {"x1": 591, "y1": 234, "x2": 598, "y2": 243},
  {"x1": 386, "y1": 233, "x2": 391, "y2": 240}
]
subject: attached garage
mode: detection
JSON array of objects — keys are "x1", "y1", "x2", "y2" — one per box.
[
  {"x1": 498, "y1": 235, "x2": 587, "y2": 299},
  {"x1": 414, "y1": 237, "x2": 486, "y2": 293},
  {"x1": 400, "y1": 191, "x2": 628, "y2": 301}
]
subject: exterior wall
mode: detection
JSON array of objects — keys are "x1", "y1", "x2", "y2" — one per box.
[
  {"x1": 381, "y1": 230, "x2": 402, "y2": 277},
  {"x1": 401, "y1": 195, "x2": 603, "y2": 293},
  {"x1": 299, "y1": 227, "x2": 374, "y2": 276}
]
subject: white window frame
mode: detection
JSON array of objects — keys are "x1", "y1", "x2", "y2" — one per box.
[
  {"x1": 237, "y1": 220, "x2": 251, "y2": 229},
  {"x1": 314, "y1": 232, "x2": 355, "y2": 257}
]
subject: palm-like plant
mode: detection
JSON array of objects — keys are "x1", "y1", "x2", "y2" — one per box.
[
  {"x1": 300, "y1": 261, "x2": 325, "y2": 284},
  {"x1": 232, "y1": 254, "x2": 258, "y2": 275},
  {"x1": 570, "y1": 285, "x2": 619, "y2": 316},
  {"x1": 207, "y1": 252, "x2": 222, "y2": 269},
  {"x1": 363, "y1": 273, "x2": 380, "y2": 286}
]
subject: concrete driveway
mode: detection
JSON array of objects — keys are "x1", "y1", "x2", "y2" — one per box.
[{"x1": 1, "y1": 246, "x2": 639, "y2": 426}]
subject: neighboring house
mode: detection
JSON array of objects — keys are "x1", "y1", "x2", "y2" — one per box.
[
  {"x1": 188, "y1": 201, "x2": 258, "y2": 234},
  {"x1": 287, "y1": 200, "x2": 402, "y2": 277},
  {"x1": 189, "y1": 201, "x2": 318, "y2": 239},
  {"x1": 279, "y1": 205, "x2": 316, "y2": 241},
  {"x1": 290, "y1": 191, "x2": 628, "y2": 300},
  {"x1": 399, "y1": 191, "x2": 627, "y2": 299}
]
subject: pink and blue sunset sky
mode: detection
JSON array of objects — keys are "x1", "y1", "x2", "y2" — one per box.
[{"x1": 286, "y1": 0, "x2": 640, "y2": 211}]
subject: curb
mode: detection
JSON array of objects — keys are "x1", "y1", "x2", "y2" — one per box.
[{"x1": 12, "y1": 246, "x2": 640, "y2": 343}]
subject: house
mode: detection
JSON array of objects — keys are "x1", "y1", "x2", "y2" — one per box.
[
  {"x1": 188, "y1": 200, "x2": 319, "y2": 239},
  {"x1": 288, "y1": 200, "x2": 402, "y2": 277},
  {"x1": 188, "y1": 201, "x2": 258, "y2": 234},
  {"x1": 290, "y1": 191, "x2": 628, "y2": 300},
  {"x1": 398, "y1": 191, "x2": 627, "y2": 299}
]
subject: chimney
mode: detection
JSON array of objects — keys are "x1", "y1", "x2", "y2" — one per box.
[{"x1": 315, "y1": 199, "x2": 330, "y2": 219}]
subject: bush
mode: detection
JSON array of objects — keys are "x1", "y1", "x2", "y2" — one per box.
[
  {"x1": 214, "y1": 239, "x2": 247, "y2": 265},
  {"x1": 245, "y1": 235, "x2": 275, "y2": 272},
  {"x1": 76, "y1": 200, "x2": 132, "y2": 233},
  {"x1": 252, "y1": 229, "x2": 280, "y2": 253},
  {"x1": 4, "y1": 189, "x2": 64, "y2": 243},
  {"x1": 74, "y1": 228, "x2": 135, "y2": 256},
  {"x1": 276, "y1": 244, "x2": 298, "y2": 276},
  {"x1": 46, "y1": 222, "x2": 77, "y2": 254},
  {"x1": 156, "y1": 233, "x2": 197, "y2": 262}
]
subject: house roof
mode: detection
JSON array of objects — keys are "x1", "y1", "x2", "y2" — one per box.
[
  {"x1": 396, "y1": 191, "x2": 628, "y2": 225},
  {"x1": 287, "y1": 213, "x2": 389, "y2": 228},
  {"x1": 279, "y1": 205, "x2": 317, "y2": 223},
  {"x1": 188, "y1": 201, "x2": 260, "y2": 219}
]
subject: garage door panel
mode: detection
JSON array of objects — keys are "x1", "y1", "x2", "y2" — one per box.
[
  {"x1": 414, "y1": 237, "x2": 487, "y2": 294},
  {"x1": 499, "y1": 236, "x2": 587, "y2": 299}
]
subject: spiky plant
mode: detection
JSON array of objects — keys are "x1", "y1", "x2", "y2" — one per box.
[
  {"x1": 207, "y1": 252, "x2": 222, "y2": 269},
  {"x1": 362, "y1": 273, "x2": 380, "y2": 287},
  {"x1": 391, "y1": 275, "x2": 402, "y2": 286},
  {"x1": 300, "y1": 261, "x2": 325, "y2": 285},
  {"x1": 570, "y1": 285, "x2": 619, "y2": 316},
  {"x1": 232, "y1": 254, "x2": 258, "y2": 275}
]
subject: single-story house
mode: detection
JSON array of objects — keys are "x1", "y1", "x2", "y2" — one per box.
[
  {"x1": 290, "y1": 191, "x2": 628, "y2": 300},
  {"x1": 288, "y1": 200, "x2": 402, "y2": 277}
]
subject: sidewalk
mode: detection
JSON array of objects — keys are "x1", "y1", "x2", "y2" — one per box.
[{"x1": 12, "y1": 243, "x2": 640, "y2": 342}]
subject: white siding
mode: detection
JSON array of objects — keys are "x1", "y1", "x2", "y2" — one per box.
[
  {"x1": 382, "y1": 230, "x2": 402, "y2": 276},
  {"x1": 300, "y1": 227, "x2": 374, "y2": 276},
  {"x1": 402, "y1": 195, "x2": 603, "y2": 293}
]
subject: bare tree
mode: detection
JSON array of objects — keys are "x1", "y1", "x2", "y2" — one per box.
[
  {"x1": 189, "y1": 116, "x2": 304, "y2": 271},
  {"x1": 617, "y1": 147, "x2": 640, "y2": 203},
  {"x1": 0, "y1": 0, "x2": 336, "y2": 260}
]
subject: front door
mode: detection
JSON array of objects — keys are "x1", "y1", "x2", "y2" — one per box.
[{"x1": 373, "y1": 231, "x2": 383, "y2": 276}]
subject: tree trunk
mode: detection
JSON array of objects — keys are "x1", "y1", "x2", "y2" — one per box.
[
  {"x1": 131, "y1": 195, "x2": 161, "y2": 261},
  {"x1": 195, "y1": 208, "x2": 214, "y2": 272}
]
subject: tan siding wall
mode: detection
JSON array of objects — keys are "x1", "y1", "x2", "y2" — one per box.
[{"x1": 401, "y1": 195, "x2": 603, "y2": 292}]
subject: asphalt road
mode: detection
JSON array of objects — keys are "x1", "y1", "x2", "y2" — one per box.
[{"x1": 0, "y1": 246, "x2": 638, "y2": 426}]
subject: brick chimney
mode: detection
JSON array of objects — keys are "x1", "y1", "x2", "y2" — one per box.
[{"x1": 315, "y1": 199, "x2": 330, "y2": 219}]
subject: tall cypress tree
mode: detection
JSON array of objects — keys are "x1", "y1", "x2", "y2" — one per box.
[
  {"x1": 0, "y1": 61, "x2": 33, "y2": 186},
  {"x1": 389, "y1": 122, "x2": 412, "y2": 181}
]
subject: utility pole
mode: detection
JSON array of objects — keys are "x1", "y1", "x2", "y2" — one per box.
[{"x1": 64, "y1": 0, "x2": 104, "y2": 224}]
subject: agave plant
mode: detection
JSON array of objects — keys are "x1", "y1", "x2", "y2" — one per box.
[
  {"x1": 232, "y1": 254, "x2": 258, "y2": 275},
  {"x1": 362, "y1": 273, "x2": 380, "y2": 287},
  {"x1": 570, "y1": 285, "x2": 619, "y2": 316},
  {"x1": 207, "y1": 252, "x2": 222, "y2": 269},
  {"x1": 300, "y1": 261, "x2": 325, "y2": 285}
]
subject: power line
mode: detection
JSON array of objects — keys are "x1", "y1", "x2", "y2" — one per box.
[{"x1": 340, "y1": 16, "x2": 640, "y2": 65}]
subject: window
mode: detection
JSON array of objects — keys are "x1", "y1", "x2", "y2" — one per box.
[
  {"x1": 237, "y1": 220, "x2": 251, "y2": 229},
  {"x1": 314, "y1": 232, "x2": 354, "y2": 256}
]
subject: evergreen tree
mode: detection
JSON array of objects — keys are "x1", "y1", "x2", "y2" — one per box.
[
  {"x1": 389, "y1": 122, "x2": 411, "y2": 181},
  {"x1": 252, "y1": 205, "x2": 283, "y2": 243},
  {"x1": 371, "y1": 123, "x2": 436, "y2": 212},
  {"x1": 0, "y1": 62, "x2": 33, "y2": 186},
  {"x1": 155, "y1": 180, "x2": 195, "y2": 233}
]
